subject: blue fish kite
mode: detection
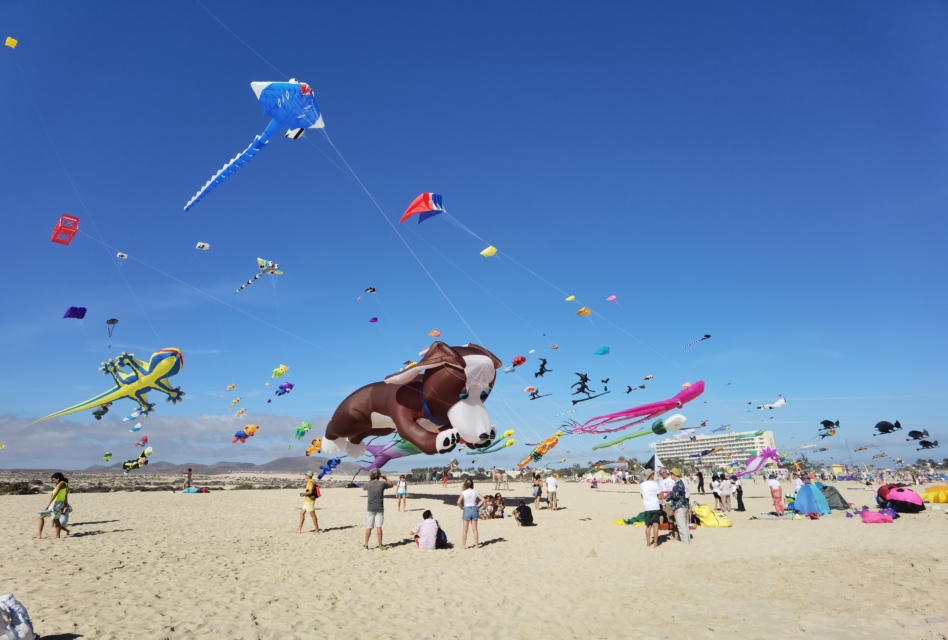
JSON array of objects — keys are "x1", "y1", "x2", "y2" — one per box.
[{"x1": 184, "y1": 80, "x2": 324, "y2": 211}]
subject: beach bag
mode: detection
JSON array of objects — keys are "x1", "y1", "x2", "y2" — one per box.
[
  {"x1": 435, "y1": 521, "x2": 449, "y2": 549},
  {"x1": 532, "y1": 485, "x2": 542, "y2": 498},
  {"x1": 0, "y1": 594, "x2": 36, "y2": 640}
]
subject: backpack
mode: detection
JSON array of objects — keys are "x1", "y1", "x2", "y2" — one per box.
[
  {"x1": 313, "y1": 485, "x2": 321, "y2": 499},
  {"x1": 435, "y1": 521, "x2": 449, "y2": 549}
]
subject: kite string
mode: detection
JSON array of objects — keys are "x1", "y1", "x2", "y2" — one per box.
[
  {"x1": 194, "y1": 0, "x2": 288, "y2": 79},
  {"x1": 11, "y1": 51, "x2": 164, "y2": 346}
]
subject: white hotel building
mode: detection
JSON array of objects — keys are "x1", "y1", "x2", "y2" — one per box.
[{"x1": 652, "y1": 429, "x2": 777, "y2": 470}]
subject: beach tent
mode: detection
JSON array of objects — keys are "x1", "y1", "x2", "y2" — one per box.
[
  {"x1": 818, "y1": 484, "x2": 851, "y2": 510},
  {"x1": 791, "y1": 484, "x2": 831, "y2": 516},
  {"x1": 592, "y1": 470, "x2": 611, "y2": 483}
]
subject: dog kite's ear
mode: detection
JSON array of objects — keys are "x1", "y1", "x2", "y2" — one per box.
[
  {"x1": 385, "y1": 342, "x2": 466, "y2": 385},
  {"x1": 462, "y1": 344, "x2": 503, "y2": 370}
]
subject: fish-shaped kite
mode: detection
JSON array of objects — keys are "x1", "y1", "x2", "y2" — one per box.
[
  {"x1": 682, "y1": 334, "x2": 711, "y2": 348},
  {"x1": 236, "y1": 258, "x2": 282, "y2": 293}
]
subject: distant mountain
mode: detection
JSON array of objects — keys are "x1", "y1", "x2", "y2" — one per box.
[{"x1": 78, "y1": 456, "x2": 362, "y2": 476}]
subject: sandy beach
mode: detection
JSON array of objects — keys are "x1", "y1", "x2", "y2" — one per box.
[{"x1": 3, "y1": 476, "x2": 947, "y2": 640}]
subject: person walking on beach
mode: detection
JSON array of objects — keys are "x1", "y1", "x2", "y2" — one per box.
[
  {"x1": 768, "y1": 473, "x2": 785, "y2": 516},
  {"x1": 667, "y1": 468, "x2": 690, "y2": 545},
  {"x1": 442, "y1": 471, "x2": 449, "y2": 488},
  {"x1": 532, "y1": 476, "x2": 543, "y2": 510},
  {"x1": 494, "y1": 468, "x2": 502, "y2": 491},
  {"x1": 696, "y1": 471, "x2": 705, "y2": 494},
  {"x1": 545, "y1": 474, "x2": 558, "y2": 511},
  {"x1": 502, "y1": 470, "x2": 509, "y2": 490},
  {"x1": 719, "y1": 475, "x2": 733, "y2": 512},
  {"x1": 457, "y1": 478, "x2": 484, "y2": 549},
  {"x1": 298, "y1": 472, "x2": 321, "y2": 534},
  {"x1": 36, "y1": 472, "x2": 70, "y2": 539},
  {"x1": 362, "y1": 469, "x2": 393, "y2": 550},
  {"x1": 184, "y1": 468, "x2": 193, "y2": 490},
  {"x1": 639, "y1": 469, "x2": 661, "y2": 548},
  {"x1": 396, "y1": 475, "x2": 408, "y2": 512},
  {"x1": 733, "y1": 475, "x2": 745, "y2": 512},
  {"x1": 711, "y1": 473, "x2": 723, "y2": 510}
]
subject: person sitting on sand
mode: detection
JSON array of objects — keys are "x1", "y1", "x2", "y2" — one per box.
[
  {"x1": 493, "y1": 493, "x2": 506, "y2": 518},
  {"x1": 411, "y1": 509, "x2": 439, "y2": 550},
  {"x1": 36, "y1": 472, "x2": 70, "y2": 539},
  {"x1": 590, "y1": 477, "x2": 598, "y2": 489},
  {"x1": 514, "y1": 500, "x2": 534, "y2": 526},
  {"x1": 479, "y1": 495, "x2": 494, "y2": 520}
]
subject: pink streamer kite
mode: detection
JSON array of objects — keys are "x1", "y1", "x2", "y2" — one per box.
[
  {"x1": 736, "y1": 447, "x2": 781, "y2": 477},
  {"x1": 576, "y1": 381, "x2": 705, "y2": 434}
]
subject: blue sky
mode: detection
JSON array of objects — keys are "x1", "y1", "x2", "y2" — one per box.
[{"x1": 2, "y1": 1, "x2": 946, "y2": 471}]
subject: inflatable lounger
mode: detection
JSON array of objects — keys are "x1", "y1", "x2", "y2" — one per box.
[{"x1": 693, "y1": 504, "x2": 732, "y2": 528}]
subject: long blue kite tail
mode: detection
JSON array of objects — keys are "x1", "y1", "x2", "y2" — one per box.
[{"x1": 183, "y1": 119, "x2": 282, "y2": 211}]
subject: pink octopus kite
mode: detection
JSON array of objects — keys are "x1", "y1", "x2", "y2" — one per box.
[{"x1": 575, "y1": 381, "x2": 705, "y2": 434}]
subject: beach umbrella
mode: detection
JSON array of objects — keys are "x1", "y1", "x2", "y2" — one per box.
[
  {"x1": 885, "y1": 487, "x2": 925, "y2": 514},
  {"x1": 920, "y1": 485, "x2": 948, "y2": 504}
]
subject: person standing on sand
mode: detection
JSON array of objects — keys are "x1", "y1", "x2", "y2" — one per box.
[
  {"x1": 696, "y1": 471, "x2": 705, "y2": 494},
  {"x1": 532, "y1": 476, "x2": 543, "y2": 510},
  {"x1": 768, "y1": 473, "x2": 785, "y2": 516},
  {"x1": 545, "y1": 474, "x2": 558, "y2": 511},
  {"x1": 298, "y1": 472, "x2": 321, "y2": 534},
  {"x1": 36, "y1": 472, "x2": 70, "y2": 539},
  {"x1": 457, "y1": 478, "x2": 484, "y2": 549},
  {"x1": 502, "y1": 470, "x2": 509, "y2": 490},
  {"x1": 396, "y1": 475, "x2": 408, "y2": 512},
  {"x1": 667, "y1": 468, "x2": 690, "y2": 545},
  {"x1": 363, "y1": 469, "x2": 393, "y2": 550},
  {"x1": 719, "y1": 475, "x2": 733, "y2": 512},
  {"x1": 733, "y1": 475, "x2": 745, "y2": 512},
  {"x1": 639, "y1": 469, "x2": 661, "y2": 548},
  {"x1": 442, "y1": 471, "x2": 449, "y2": 488},
  {"x1": 184, "y1": 468, "x2": 193, "y2": 490}
]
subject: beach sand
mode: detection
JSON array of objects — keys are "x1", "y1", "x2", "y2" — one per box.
[{"x1": 2, "y1": 477, "x2": 946, "y2": 639}]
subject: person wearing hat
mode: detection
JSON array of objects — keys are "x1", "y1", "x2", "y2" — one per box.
[
  {"x1": 639, "y1": 469, "x2": 662, "y2": 548},
  {"x1": 298, "y1": 472, "x2": 321, "y2": 534},
  {"x1": 667, "y1": 468, "x2": 690, "y2": 545}
]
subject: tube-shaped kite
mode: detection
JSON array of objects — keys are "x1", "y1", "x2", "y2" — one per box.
[
  {"x1": 576, "y1": 382, "x2": 704, "y2": 434},
  {"x1": 590, "y1": 414, "x2": 687, "y2": 449}
]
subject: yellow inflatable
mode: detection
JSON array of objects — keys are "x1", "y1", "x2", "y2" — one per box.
[{"x1": 693, "y1": 504, "x2": 732, "y2": 528}]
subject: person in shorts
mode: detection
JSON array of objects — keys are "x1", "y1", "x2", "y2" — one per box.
[
  {"x1": 298, "y1": 472, "x2": 321, "y2": 534},
  {"x1": 545, "y1": 474, "x2": 559, "y2": 511},
  {"x1": 640, "y1": 469, "x2": 662, "y2": 548},
  {"x1": 396, "y1": 475, "x2": 408, "y2": 512},
  {"x1": 362, "y1": 469, "x2": 392, "y2": 550},
  {"x1": 457, "y1": 478, "x2": 484, "y2": 549}
]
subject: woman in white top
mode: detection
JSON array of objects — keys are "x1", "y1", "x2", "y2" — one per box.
[
  {"x1": 396, "y1": 475, "x2": 408, "y2": 512},
  {"x1": 457, "y1": 479, "x2": 484, "y2": 549},
  {"x1": 711, "y1": 475, "x2": 723, "y2": 510}
]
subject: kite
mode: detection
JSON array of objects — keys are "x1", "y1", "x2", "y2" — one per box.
[
  {"x1": 195, "y1": 242, "x2": 210, "y2": 250},
  {"x1": 116, "y1": 252, "x2": 128, "y2": 260},
  {"x1": 364, "y1": 287, "x2": 376, "y2": 294},
  {"x1": 817, "y1": 429, "x2": 836, "y2": 439},
  {"x1": 593, "y1": 347, "x2": 610, "y2": 356},
  {"x1": 590, "y1": 414, "x2": 687, "y2": 449},
  {"x1": 819, "y1": 420, "x2": 839, "y2": 429},
  {"x1": 129, "y1": 422, "x2": 142, "y2": 433},
  {"x1": 5, "y1": 37, "x2": 17, "y2": 49},
  {"x1": 236, "y1": 258, "x2": 283, "y2": 293},
  {"x1": 103, "y1": 452, "x2": 112, "y2": 462},
  {"x1": 735, "y1": 429, "x2": 765, "y2": 439},
  {"x1": 268, "y1": 383, "x2": 294, "y2": 402},
  {"x1": 106, "y1": 318, "x2": 119, "y2": 338},
  {"x1": 816, "y1": 447, "x2": 829, "y2": 452},
  {"x1": 550, "y1": 344, "x2": 559, "y2": 349},
  {"x1": 361, "y1": 437, "x2": 422, "y2": 471},
  {"x1": 712, "y1": 424, "x2": 731, "y2": 433},
  {"x1": 511, "y1": 356, "x2": 527, "y2": 367},
  {"x1": 874, "y1": 420, "x2": 901, "y2": 435},
  {"x1": 606, "y1": 295, "x2": 617, "y2": 302},
  {"x1": 399, "y1": 193, "x2": 444, "y2": 224},
  {"x1": 643, "y1": 375, "x2": 653, "y2": 380},
  {"x1": 30, "y1": 349, "x2": 185, "y2": 425},
  {"x1": 565, "y1": 296, "x2": 576, "y2": 302},
  {"x1": 230, "y1": 397, "x2": 242, "y2": 407},
  {"x1": 92, "y1": 402, "x2": 112, "y2": 420},
  {"x1": 688, "y1": 447, "x2": 723, "y2": 459},
  {"x1": 736, "y1": 448, "x2": 781, "y2": 477},
  {"x1": 305, "y1": 438, "x2": 322, "y2": 457},
  {"x1": 625, "y1": 385, "x2": 646, "y2": 393},
  {"x1": 682, "y1": 334, "x2": 711, "y2": 348},
  {"x1": 517, "y1": 430, "x2": 563, "y2": 467},
  {"x1": 369, "y1": 317, "x2": 378, "y2": 323},
  {"x1": 135, "y1": 436, "x2": 149, "y2": 448},
  {"x1": 534, "y1": 358, "x2": 552, "y2": 378},
  {"x1": 528, "y1": 388, "x2": 551, "y2": 400},
  {"x1": 681, "y1": 382, "x2": 692, "y2": 388},
  {"x1": 51, "y1": 214, "x2": 79, "y2": 245},
  {"x1": 917, "y1": 440, "x2": 940, "y2": 450},
  {"x1": 854, "y1": 446, "x2": 869, "y2": 452},
  {"x1": 576, "y1": 381, "x2": 705, "y2": 434},
  {"x1": 234, "y1": 408, "x2": 246, "y2": 418},
  {"x1": 480, "y1": 246, "x2": 497, "y2": 257},
  {"x1": 318, "y1": 458, "x2": 342, "y2": 479},
  {"x1": 63, "y1": 307, "x2": 87, "y2": 320},
  {"x1": 233, "y1": 424, "x2": 259, "y2": 443},
  {"x1": 906, "y1": 430, "x2": 930, "y2": 441},
  {"x1": 184, "y1": 79, "x2": 324, "y2": 211},
  {"x1": 224, "y1": 384, "x2": 236, "y2": 392},
  {"x1": 466, "y1": 429, "x2": 515, "y2": 454},
  {"x1": 576, "y1": 307, "x2": 591, "y2": 317},
  {"x1": 428, "y1": 330, "x2": 442, "y2": 337},
  {"x1": 757, "y1": 397, "x2": 786, "y2": 410},
  {"x1": 322, "y1": 342, "x2": 502, "y2": 457},
  {"x1": 294, "y1": 422, "x2": 313, "y2": 439}
]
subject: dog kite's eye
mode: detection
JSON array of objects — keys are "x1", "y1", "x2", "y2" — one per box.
[
  {"x1": 480, "y1": 391, "x2": 489, "y2": 401},
  {"x1": 459, "y1": 392, "x2": 469, "y2": 400}
]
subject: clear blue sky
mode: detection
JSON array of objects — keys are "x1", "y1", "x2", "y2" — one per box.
[{"x1": 2, "y1": 1, "x2": 946, "y2": 470}]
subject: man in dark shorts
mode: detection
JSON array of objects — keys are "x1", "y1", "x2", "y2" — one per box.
[{"x1": 639, "y1": 469, "x2": 662, "y2": 548}]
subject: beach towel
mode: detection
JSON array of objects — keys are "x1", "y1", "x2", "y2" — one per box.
[
  {"x1": 0, "y1": 594, "x2": 36, "y2": 640},
  {"x1": 860, "y1": 511, "x2": 893, "y2": 524}
]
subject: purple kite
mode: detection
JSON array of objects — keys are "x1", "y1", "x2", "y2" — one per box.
[
  {"x1": 63, "y1": 306, "x2": 87, "y2": 319},
  {"x1": 575, "y1": 381, "x2": 705, "y2": 434}
]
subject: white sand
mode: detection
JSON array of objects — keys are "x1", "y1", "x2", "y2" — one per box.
[{"x1": 2, "y1": 478, "x2": 947, "y2": 639}]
